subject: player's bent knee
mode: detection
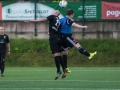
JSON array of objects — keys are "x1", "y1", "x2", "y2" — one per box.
[
  {"x1": 53, "y1": 53, "x2": 60, "y2": 57},
  {"x1": 63, "y1": 50, "x2": 69, "y2": 55},
  {"x1": 74, "y1": 43, "x2": 81, "y2": 49}
]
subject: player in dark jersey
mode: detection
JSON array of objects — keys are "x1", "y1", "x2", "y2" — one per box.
[
  {"x1": 60, "y1": 9, "x2": 97, "y2": 67},
  {"x1": 30, "y1": 10, "x2": 67, "y2": 80},
  {"x1": 0, "y1": 26, "x2": 10, "y2": 76}
]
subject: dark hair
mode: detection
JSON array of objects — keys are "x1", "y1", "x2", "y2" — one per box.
[{"x1": 66, "y1": 9, "x2": 74, "y2": 15}]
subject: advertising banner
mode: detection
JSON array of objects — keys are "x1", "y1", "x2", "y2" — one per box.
[
  {"x1": 0, "y1": 2, "x2": 2, "y2": 20},
  {"x1": 77, "y1": 2, "x2": 101, "y2": 20},
  {"x1": 53, "y1": 2, "x2": 101, "y2": 20},
  {"x1": 1, "y1": 1, "x2": 101, "y2": 20},
  {"x1": 1, "y1": 2, "x2": 64, "y2": 20},
  {"x1": 102, "y1": 2, "x2": 120, "y2": 19}
]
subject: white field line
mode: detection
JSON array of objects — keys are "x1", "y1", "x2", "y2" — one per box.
[
  {"x1": 0, "y1": 88, "x2": 120, "y2": 90},
  {"x1": 5, "y1": 70, "x2": 120, "y2": 72},
  {"x1": 0, "y1": 80, "x2": 120, "y2": 83}
]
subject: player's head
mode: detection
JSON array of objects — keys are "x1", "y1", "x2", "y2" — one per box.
[
  {"x1": 66, "y1": 9, "x2": 74, "y2": 18},
  {"x1": 52, "y1": 10, "x2": 60, "y2": 16},
  {"x1": 0, "y1": 26, "x2": 5, "y2": 34}
]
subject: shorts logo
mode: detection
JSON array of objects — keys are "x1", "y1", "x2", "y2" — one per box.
[{"x1": 73, "y1": 39, "x2": 77, "y2": 43}]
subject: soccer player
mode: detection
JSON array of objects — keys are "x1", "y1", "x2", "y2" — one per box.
[
  {"x1": 30, "y1": 10, "x2": 67, "y2": 80},
  {"x1": 60, "y1": 9, "x2": 97, "y2": 62},
  {"x1": 0, "y1": 26, "x2": 10, "y2": 76}
]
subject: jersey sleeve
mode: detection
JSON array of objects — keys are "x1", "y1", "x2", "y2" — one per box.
[
  {"x1": 66, "y1": 18, "x2": 74, "y2": 26},
  {"x1": 46, "y1": 15, "x2": 53, "y2": 21},
  {"x1": 6, "y1": 35, "x2": 10, "y2": 43}
]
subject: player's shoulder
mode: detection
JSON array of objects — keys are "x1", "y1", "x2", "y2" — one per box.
[
  {"x1": 4, "y1": 34, "x2": 9, "y2": 37},
  {"x1": 60, "y1": 17, "x2": 67, "y2": 21},
  {"x1": 48, "y1": 15, "x2": 55, "y2": 18},
  {"x1": 61, "y1": 17, "x2": 67, "y2": 19},
  {"x1": 4, "y1": 34, "x2": 8, "y2": 36},
  {"x1": 47, "y1": 15, "x2": 56, "y2": 20},
  {"x1": 47, "y1": 15, "x2": 53, "y2": 18},
  {"x1": 67, "y1": 17, "x2": 74, "y2": 22}
]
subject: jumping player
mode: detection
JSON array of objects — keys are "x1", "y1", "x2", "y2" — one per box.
[
  {"x1": 60, "y1": 9, "x2": 97, "y2": 62},
  {"x1": 30, "y1": 10, "x2": 67, "y2": 80}
]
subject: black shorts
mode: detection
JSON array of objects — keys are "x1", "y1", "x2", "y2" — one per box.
[
  {"x1": 61, "y1": 34, "x2": 78, "y2": 48},
  {"x1": 49, "y1": 34, "x2": 62, "y2": 54}
]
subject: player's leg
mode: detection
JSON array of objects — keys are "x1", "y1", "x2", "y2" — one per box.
[
  {"x1": 64, "y1": 36, "x2": 97, "y2": 59},
  {"x1": 57, "y1": 42, "x2": 67, "y2": 79},
  {"x1": 58, "y1": 55, "x2": 67, "y2": 79},
  {"x1": 62, "y1": 50, "x2": 71, "y2": 73},
  {"x1": 74, "y1": 43, "x2": 97, "y2": 59},
  {"x1": 49, "y1": 39, "x2": 61, "y2": 79},
  {"x1": 53, "y1": 52, "x2": 62, "y2": 80},
  {"x1": 62, "y1": 50, "x2": 68, "y2": 68},
  {"x1": 58, "y1": 42, "x2": 67, "y2": 72},
  {"x1": 50, "y1": 38, "x2": 66, "y2": 80},
  {"x1": 1, "y1": 52, "x2": 5, "y2": 76},
  {"x1": 60, "y1": 35, "x2": 73, "y2": 73}
]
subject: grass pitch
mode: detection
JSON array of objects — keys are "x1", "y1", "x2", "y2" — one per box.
[{"x1": 0, "y1": 67, "x2": 120, "y2": 90}]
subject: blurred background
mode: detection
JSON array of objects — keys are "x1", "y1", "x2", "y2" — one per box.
[{"x1": 0, "y1": 0, "x2": 120, "y2": 39}]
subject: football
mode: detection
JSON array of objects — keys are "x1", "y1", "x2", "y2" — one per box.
[{"x1": 59, "y1": 0, "x2": 67, "y2": 8}]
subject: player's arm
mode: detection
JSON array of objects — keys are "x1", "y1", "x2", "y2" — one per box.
[
  {"x1": 72, "y1": 23, "x2": 88, "y2": 29},
  {"x1": 6, "y1": 36, "x2": 10, "y2": 56},
  {"x1": 7, "y1": 43, "x2": 10, "y2": 56},
  {"x1": 7, "y1": 43, "x2": 10, "y2": 52},
  {"x1": 30, "y1": 18, "x2": 47, "y2": 22}
]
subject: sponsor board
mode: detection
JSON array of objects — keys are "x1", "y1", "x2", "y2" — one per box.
[
  {"x1": 1, "y1": 2, "x2": 101, "y2": 20},
  {"x1": 1, "y1": 1, "x2": 120, "y2": 20},
  {"x1": 102, "y1": 2, "x2": 120, "y2": 19},
  {"x1": 2, "y1": 2, "x2": 63, "y2": 20},
  {"x1": 78, "y1": 2, "x2": 101, "y2": 20}
]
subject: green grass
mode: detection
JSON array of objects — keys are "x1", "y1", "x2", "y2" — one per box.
[{"x1": 0, "y1": 67, "x2": 120, "y2": 90}]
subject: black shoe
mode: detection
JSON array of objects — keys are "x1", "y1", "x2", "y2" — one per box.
[
  {"x1": 62, "y1": 69, "x2": 67, "y2": 79},
  {"x1": 55, "y1": 71, "x2": 62, "y2": 80}
]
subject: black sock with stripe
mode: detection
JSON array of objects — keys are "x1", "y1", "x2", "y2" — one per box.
[
  {"x1": 59, "y1": 56, "x2": 66, "y2": 71},
  {"x1": 54, "y1": 56, "x2": 60, "y2": 73},
  {"x1": 63, "y1": 54, "x2": 67, "y2": 68},
  {"x1": 78, "y1": 47, "x2": 90, "y2": 56}
]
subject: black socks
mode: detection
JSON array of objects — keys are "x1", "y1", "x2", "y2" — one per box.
[
  {"x1": 63, "y1": 54, "x2": 67, "y2": 68},
  {"x1": 59, "y1": 56, "x2": 66, "y2": 71},
  {"x1": 54, "y1": 56, "x2": 60, "y2": 73},
  {"x1": 78, "y1": 47, "x2": 90, "y2": 56}
]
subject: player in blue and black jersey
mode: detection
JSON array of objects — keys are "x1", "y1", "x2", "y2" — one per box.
[{"x1": 60, "y1": 9, "x2": 97, "y2": 68}]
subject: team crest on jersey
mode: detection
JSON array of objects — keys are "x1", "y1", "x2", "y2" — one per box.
[{"x1": 4, "y1": 36, "x2": 6, "y2": 39}]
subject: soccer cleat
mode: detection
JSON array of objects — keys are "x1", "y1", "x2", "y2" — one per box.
[
  {"x1": 1, "y1": 74, "x2": 4, "y2": 76},
  {"x1": 55, "y1": 71, "x2": 62, "y2": 80},
  {"x1": 66, "y1": 68, "x2": 71, "y2": 73},
  {"x1": 62, "y1": 69, "x2": 67, "y2": 79},
  {"x1": 88, "y1": 51, "x2": 97, "y2": 60}
]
